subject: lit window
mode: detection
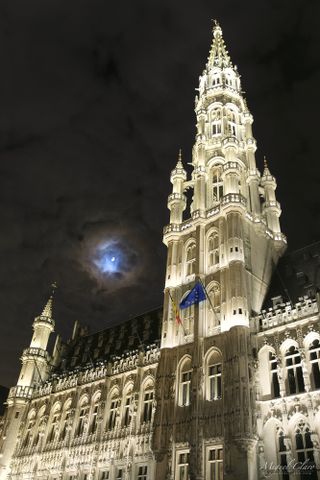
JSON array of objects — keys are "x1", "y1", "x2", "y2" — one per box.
[
  {"x1": 90, "y1": 404, "x2": 99, "y2": 434},
  {"x1": 48, "y1": 414, "x2": 59, "y2": 442},
  {"x1": 142, "y1": 391, "x2": 154, "y2": 423},
  {"x1": 208, "y1": 233, "x2": 219, "y2": 268},
  {"x1": 207, "y1": 446, "x2": 223, "y2": 480},
  {"x1": 177, "y1": 451, "x2": 189, "y2": 480},
  {"x1": 108, "y1": 398, "x2": 118, "y2": 430},
  {"x1": 309, "y1": 339, "x2": 320, "y2": 389},
  {"x1": 179, "y1": 359, "x2": 192, "y2": 407},
  {"x1": 285, "y1": 346, "x2": 305, "y2": 394},
  {"x1": 137, "y1": 465, "x2": 148, "y2": 480},
  {"x1": 77, "y1": 407, "x2": 88, "y2": 436},
  {"x1": 208, "y1": 364, "x2": 222, "y2": 400},
  {"x1": 123, "y1": 396, "x2": 132, "y2": 427},
  {"x1": 269, "y1": 352, "x2": 280, "y2": 398},
  {"x1": 186, "y1": 243, "x2": 196, "y2": 277},
  {"x1": 212, "y1": 169, "x2": 223, "y2": 204}
]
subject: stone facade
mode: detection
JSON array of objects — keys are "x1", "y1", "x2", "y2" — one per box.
[{"x1": 0, "y1": 21, "x2": 320, "y2": 480}]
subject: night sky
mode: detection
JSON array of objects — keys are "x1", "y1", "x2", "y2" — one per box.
[{"x1": 0, "y1": 0, "x2": 320, "y2": 387}]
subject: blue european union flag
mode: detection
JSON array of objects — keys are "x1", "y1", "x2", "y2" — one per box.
[{"x1": 179, "y1": 282, "x2": 206, "y2": 310}]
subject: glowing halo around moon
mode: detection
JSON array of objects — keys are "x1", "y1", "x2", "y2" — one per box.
[{"x1": 92, "y1": 238, "x2": 139, "y2": 278}]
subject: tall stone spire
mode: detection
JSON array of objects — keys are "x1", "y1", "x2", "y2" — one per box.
[
  {"x1": 40, "y1": 282, "x2": 56, "y2": 318},
  {"x1": 207, "y1": 20, "x2": 232, "y2": 68}
]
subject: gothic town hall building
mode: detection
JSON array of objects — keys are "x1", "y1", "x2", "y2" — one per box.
[{"x1": 1, "y1": 22, "x2": 320, "y2": 480}]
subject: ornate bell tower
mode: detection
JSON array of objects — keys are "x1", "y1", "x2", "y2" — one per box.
[
  {"x1": 154, "y1": 21, "x2": 286, "y2": 480},
  {"x1": 161, "y1": 21, "x2": 286, "y2": 347}
]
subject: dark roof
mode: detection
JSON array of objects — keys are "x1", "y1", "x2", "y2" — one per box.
[
  {"x1": 0, "y1": 385, "x2": 8, "y2": 415},
  {"x1": 57, "y1": 308, "x2": 162, "y2": 373},
  {"x1": 264, "y1": 241, "x2": 320, "y2": 308}
]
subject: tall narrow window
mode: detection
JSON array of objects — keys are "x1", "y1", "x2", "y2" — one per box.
[
  {"x1": 60, "y1": 411, "x2": 71, "y2": 441},
  {"x1": 208, "y1": 233, "x2": 219, "y2": 268},
  {"x1": 212, "y1": 169, "x2": 223, "y2": 204},
  {"x1": 123, "y1": 395, "x2": 132, "y2": 427},
  {"x1": 143, "y1": 391, "x2": 153, "y2": 423},
  {"x1": 23, "y1": 419, "x2": 34, "y2": 447},
  {"x1": 77, "y1": 407, "x2": 88, "y2": 436},
  {"x1": 48, "y1": 414, "x2": 58, "y2": 442},
  {"x1": 309, "y1": 339, "x2": 320, "y2": 389},
  {"x1": 227, "y1": 110, "x2": 237, "y2": 136},
  {"x1": 211, "y1": 109, "x2": 221, "y2": 137},
  {"x1": 285, "y1": 346, "x2": 305, "y2": 394},
  {"x1": 137, "y1": 466, "x2": 148, "y2": 480},
  {"x1": 186, "y1": 243, "x2": 196, "y2": 277},
  {"x1": 270, "y1": 352, "x2": 280, "y2": 398},
  {"x1": 108, "y1": 398, "x2": 118, "y2": 430},
  {"x1": 178, "y1": 358, "x2": 192, "y2": 406},
  {"x1": 207, "y1": 446, "x2": 223, "y2": 480},
  {"x1": 177, "y1": 452, "x2": 189, "y2": 480},
  {"x1": 278, "y1": 431, "x2": 289, "y2": 480},
  {"x1": 90, "y1": 404, "x2": 99, "y2": 434},
  {"x1": 294, "y1": 424, "x2": 317, "y2": 479},
  {"x1": 209, "y1": 364, "x2": 222, "y2": 400},
  {"x1": 101, "y1": 472, "x2": 109, "y2": 480}
]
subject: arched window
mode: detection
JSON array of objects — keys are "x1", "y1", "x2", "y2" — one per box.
[
  {"x1": 208, "y1": 232, "x2": 219, "y2": 269},
  {"x1": 107, "y1": 391, "x2": 119, "y2": 430},
  {"x1": 180, "y1": 291, "x2": 194, "y2": 336},
  {"x1": 309, "y1": 339, "x2": 320, "y2": 390},
  {"x1": 47, "y1": 404, "x2": 61, "y2": 443},
  {"x1": 206, "y1": 282, "x2": 221, "y2": 333},
  {"x1": 285, "y1": 346, "x2": 305, "y2": 395},
  {"x1": 206, "y1": 350, "x2": 222, "y2": 401},
  {"x1": 142, "y1": 381, "x2": 154, "y2": 423},
  {"x1": 186, "y1": 242, "x2": 196, "y2": 277},
  {"x1": 294, "y1": 421, "x2": 317, "y2": 479},
  {"x1": 269, "y1": 352, "x2": 280, "y2": 399},
  {"x1": 123, "y1": 385, "x2": 133, "y2": 427},
  {"x1": 23, "y1": 411, "x2": 36, "y2": 448},
  {"x1": 89, "y1": 394, "x2": 100, "y2": 435},
  {"x1": 212, "y1": 168, "x2": 223, "y2": 204},
  {"x1": 227, "y1": 110, "x2": 237, "y2": 136},
  {"x1": 211, "y1": 109, "x2": 221, "y2": 136},
  {"x1": 178, "y1": 357, "x2": 192, "y2": 406},
  {"x1": 76, "y1": 398, "x2": 89, "y2": 436},
  {"x1": 211, "y1": 73, "x2": 221, "y2": 87}
]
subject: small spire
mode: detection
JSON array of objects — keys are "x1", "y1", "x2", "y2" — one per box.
[
  {"x1": 207, "y1": 20, "x2": 232, "y2": 68},
  {"x1": 262, "y1": 156, "x2": 272, "y2": 178},
  {"x1": 41, "y1": 283, "x2": 57, "y2": 318},
  {"x1": 176, "y1": 148, "x2": 183, "y2": 169},
  {"x1": 263, "y1": 155, "x2": 268, "y2": 169}
]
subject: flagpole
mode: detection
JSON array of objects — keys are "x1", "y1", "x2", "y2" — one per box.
[{"x1": 168, "y1": 290, "x2": 186, "y2": 336}]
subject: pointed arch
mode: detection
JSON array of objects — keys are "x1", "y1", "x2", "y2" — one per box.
[
  {"x1": 280, "y1": 340, "x2": 305, "y2": 395},
  {"x1": 258, "y1": 345, "x2": 280, "y2": 400},
  {"x1": 140, "y1": 375, "x2": 155, "y2": 424},
  {"x1": 184, "y1": 239, "x2": 196, "y2": 278},
  {"x1": 206, "y1": 281, "x2": 221, "y2": 334},
  {"x1": 304, "y1": 332, "x2": 320, "y2": 391},
  {"x1": 204, "y1": 347, "x2": 222, "y2": 401},
  {"x1": 177, "y1": 355, "x2": 192, "y2": 406}
]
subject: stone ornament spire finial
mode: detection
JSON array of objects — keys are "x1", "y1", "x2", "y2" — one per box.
[
  {"x1": 41, "y1": 282, "x2": 57, "y2": 318},
  {"x1": 207, "y1": 19, "x2": 232, "y2": 68},
  {"x1": 176, "y1": 148, "x2": 183, "y2": 169},
  {"x1": 262, "y1": 155, "x2": 271, "y2": 177}
]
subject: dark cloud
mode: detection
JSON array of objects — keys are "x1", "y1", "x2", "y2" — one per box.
[{"x1": 0, "y1": 0, "x2": 319, "y2": 386}]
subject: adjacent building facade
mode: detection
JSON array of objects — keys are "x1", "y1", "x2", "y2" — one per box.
[{"x1": 1, "y1": 21, "x2": 320, "y2": 480}]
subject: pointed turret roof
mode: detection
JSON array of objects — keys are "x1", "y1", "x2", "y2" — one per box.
[
  {"x1": 40, "y1": 283, "x2": 57, "y2": 318},
  {"x1": 207, "y1": 20, "x2": 232, "y2": 69},
  {"x1": 262, "y1": 156, "x2": 271, "y2": 177}
]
